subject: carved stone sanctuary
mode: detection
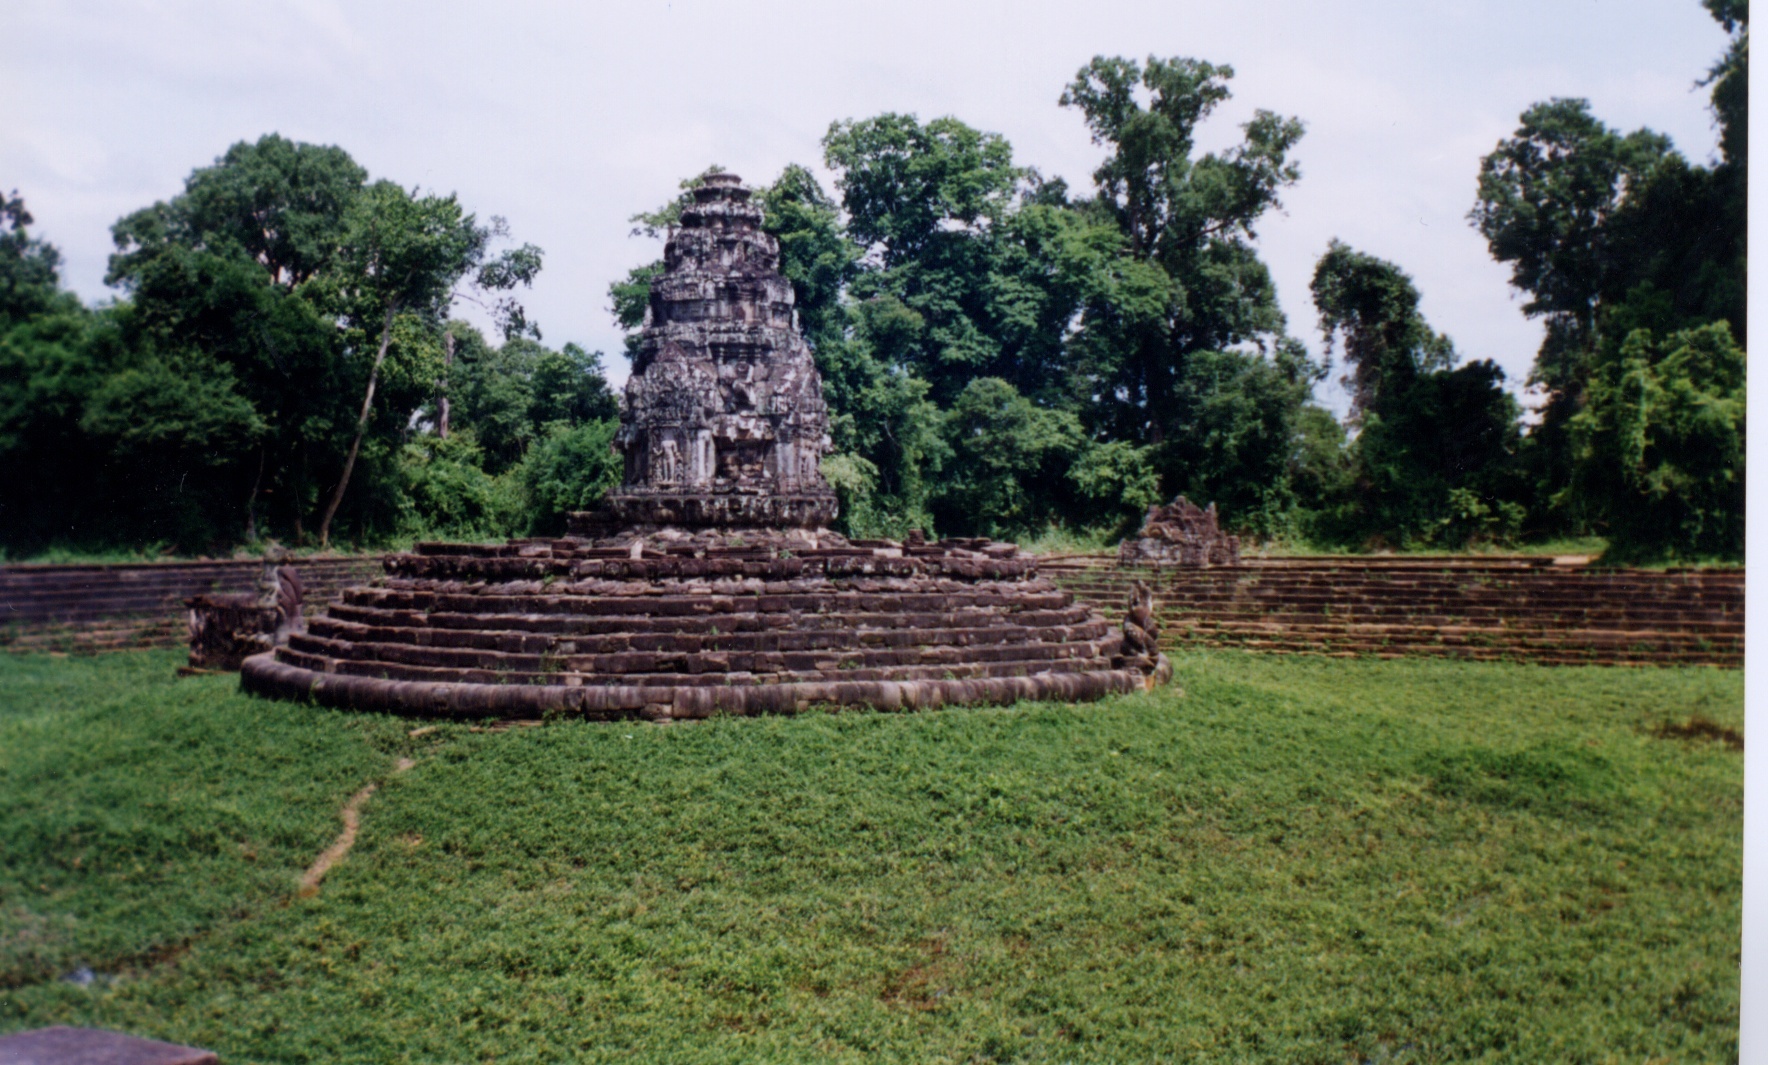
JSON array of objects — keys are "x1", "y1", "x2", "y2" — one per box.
[
  {"x1": 1118, "y1": 496, "x2": 1241, "y2": 567},
  {"x1": 591, "y1": 171, "x2": 837, "y2": 532},
  {"x1": 241, "y1": 174, "x2": 1166, "y2": 719}
]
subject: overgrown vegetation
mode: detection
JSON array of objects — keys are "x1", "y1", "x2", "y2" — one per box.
[
  {"x1": 0, "y1": 650, "x2": 1741, "y2": 1061},
  {"x1": 0, "y1": 1, "x2": 1743, "y2": 561}
]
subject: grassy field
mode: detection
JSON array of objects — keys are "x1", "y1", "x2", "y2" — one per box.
[{"x1": 0, "y1": 649, "x2": 1742, "y2": 1063}]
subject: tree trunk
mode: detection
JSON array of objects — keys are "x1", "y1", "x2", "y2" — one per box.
[
  {"x1": 244, "y1": 444, "x2": 266, "y2": 542},
  {"x1": 318, "y1": 305, "x2": 398, "y2": 549},
  {"x1": 293, "y1": 440, "x2": 307, "y2": 545},
  {"x1": 1144, "y1": 343, "x2": 1164, "y2": 445},
  {"x1": 437, "y1": 328, "x2": 454, "y2": 440}
]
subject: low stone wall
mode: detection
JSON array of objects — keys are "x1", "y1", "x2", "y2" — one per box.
[
  {"x1": 0, "y1": 557, "x2": 383, "y2": 654},
  {"x1": 3, "y1": 553, "x2": 1744, "y2": 669},
  {"x1": 1043, "y1": 555, "x2": 1743, "y2": 667}
]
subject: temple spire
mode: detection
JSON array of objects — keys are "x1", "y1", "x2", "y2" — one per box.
[{"x1": 604, "y1": 174, "x2": 836, "y2": 529}]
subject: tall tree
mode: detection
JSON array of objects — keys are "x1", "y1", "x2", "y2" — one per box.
[
  {"x1": 0, "y1": 191, "x2": 66, "y2": 324},
  {"x1": 1310, "y1": 239, "x2": 1455, "y2": 419},
  {"x1": 1569, "y1": 321, "x2": 1744, "y2": 561},
  {"x1": 823, "y1": 114, "x2": 1026, "y2": 405},
  {"x1": 1059, "y1": 55, "x2": 1304, "y2": 449},
  {"x1": 104, "y1": 135, "x2": 543, "y2": 549},
  {"x1": 1312, "y1": 243, "x2": 1522, "y2": 547},
  {"x1": 0, "y1": 193, "x2": 111, "y2": 551},
  {"x1": 316, "y1": 182, "x2": 541, "y2": 546},
  {"x1": 108, "y1": 135, "x2": 370, "y2": 544},
  {"x1": 1470, "y1": 0, "x2": 1747, "y2": 537},
  {"x1": 1469, "y1": 100, "x2": 1673, "y2": 414}
]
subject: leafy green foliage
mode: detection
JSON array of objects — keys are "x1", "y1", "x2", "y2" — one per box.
[
  {"x1": 315, "y1": 180, "x2": 543, "y2": 546},
  {"x1": 823, "y1": 114, "x2": 1020, "y2": 268},
  {"x1": 1470, "y1": 4, "x2": 1746, "y2": 544},
  {"x1": 1159, "y1": 345, "x2": 1320, "y2": 537},
  {"x1": 516, "y1": 418, "x2": 622, "y2": 535},
  {"x1": 1570, "y1": 322, "x2": 1745, "y2": 562},
  {"x1": 0, "y1": 191, "x2": 66, "y2": 325},
  {"x1": 757, "y1": 164, "x2": 861, "y2": 348},
  {"x1": 931, "y1": 377, "x2": 1082, "y2": 536},
  {"x1": 397, "y1": 431, "x2": 520, "y2": 542},
  {"x1": 1312, "y1": 244, "x2": 1523, "y2": 548},
  {"x1": 1310, "y1": 240, "x2": 1454, "y2": 418},
  {"x1": 1065, "y1": 440, "x2": 1161, "y2": 534},
  {"x1": 0, "y1": 135, "x2": 585, "y2": 555},
  {"x1": 0, "y1": 651, "x2": 1742, "y2": 1060},
  {"x1": 2, "y1": 20, "x2": 1745, "y2": 557},
  {"x1": 1059, "y1": 55, "x2": 1304, "y2": 448}
]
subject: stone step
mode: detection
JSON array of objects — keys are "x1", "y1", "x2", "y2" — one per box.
[
  {"x1": 287, "y1": 630, "x2": 1117, "y2": 678},
  {"x1": 1167, "y1": 625, "x2": 1728, "y2": 651},
  {"x1": 1062, "y1": 579, "x2": 1744, "y2": 596},
  {"x1": 322, "y1": 601, "x2": 1100, "y2": 636},
  {"x1": 342, "y1": 587, "x2": 1077, "y2": 618},
  {"x1": 1131, "y1": 601, "x2": 1739, "y2": 626},
  {"x1": 306, "y1": 616, "x2": 1115, "y2": 655},
  {"x1": 1164, "y1": 618, "x2": 1742, "y2": 645},
  {"x1": 1163, "y1": 630, "x2": 1738, "y2": 657},
  {"x1": 1179, "y1": 642, "x2": 1729, "y2": 667},
  {"x1": 281, "y1": 648, "x2": 1121, "y2": 689}
]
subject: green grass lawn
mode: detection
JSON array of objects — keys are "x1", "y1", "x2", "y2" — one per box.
[{"x1": 0, "y1": 650, "x2": 1742, "y2": 1063}]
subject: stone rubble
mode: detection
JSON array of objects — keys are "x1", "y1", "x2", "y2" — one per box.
[{"x1": 1117, "y1": 496, "x2": 1241, "y2": 567}]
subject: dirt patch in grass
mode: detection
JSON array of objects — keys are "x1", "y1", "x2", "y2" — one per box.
[{"x1": 1653, "y1": 714, "x2": 1743, "y2": 751}]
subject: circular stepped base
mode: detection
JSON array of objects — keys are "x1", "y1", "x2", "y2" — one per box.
[{"x1": 241, "y1": 532, "x2": 1156, "y2": 719}]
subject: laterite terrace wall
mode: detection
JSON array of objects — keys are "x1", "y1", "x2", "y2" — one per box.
[
  {"x1": 0, "y1": 557, "x2": 383, "y2": 654},
  {"x1": 1043, "y1": 555, "x2": 1742, "y2": 667},
  {"x1": 3, "y1": 554, "x2": 1743, "y2": 668}
]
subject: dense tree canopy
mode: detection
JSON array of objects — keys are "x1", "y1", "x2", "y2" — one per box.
[
  {"x1": 1469, "y1": 0, "x2": 1746, "y2": 551},
  {"x1": 0, "y1": 6, "x2": 1742, "y2": 562},
  {"x1": 1310, "y1": 243, "x2": 1523, "y2": 548},
  {"x1": 0, "y1": 136, "x2": 613, "y2": 555}
]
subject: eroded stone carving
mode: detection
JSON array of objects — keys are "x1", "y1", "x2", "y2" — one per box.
[
  {"x1": 1118, "y1": 496, "x2": 1241, "y2": 567},
  {"x1": 1115, "y1": 578, "x2": 1172, "y2": 688},
  {"x1": 185, "y1": 552, "x2": 305, "y2": 671},
  {"x1": 604, "y1": 173, "x2": 836, "y2": 529}
]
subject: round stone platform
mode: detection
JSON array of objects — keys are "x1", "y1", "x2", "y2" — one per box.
[{"x1": 239, "y1": 532, "x2": 1157, "y2": 720}]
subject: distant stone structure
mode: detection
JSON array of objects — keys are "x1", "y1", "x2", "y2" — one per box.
[
  {"x1": 1118, "y1": 496, "x2": 1240, "y2": 567},
  {"x1": 241, "y1": 174, "x2": 1166, "y2": 718}
]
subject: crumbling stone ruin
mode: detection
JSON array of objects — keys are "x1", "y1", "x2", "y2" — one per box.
[
  {"x1": 185, "y1": 551, "x2": 306, "y2": 670},
  {"x1": 1118, "y1": 496, "x2": 1241, "y2": 567},
  {"x1": 241, "y1": 174, "x2": 1167, "y2": 719}
]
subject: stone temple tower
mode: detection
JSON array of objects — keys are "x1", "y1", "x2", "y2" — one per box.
[
  {"x1": 240, "y1": 171, "x2": 1167, "y2": 720},
  {"x1": 601, "y1": 173, "x2": 837, "y2": 529}
]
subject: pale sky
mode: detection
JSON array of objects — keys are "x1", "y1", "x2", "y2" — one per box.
[{"x1": 3, "y1": 0, "x2": 1732, "y2": 412}]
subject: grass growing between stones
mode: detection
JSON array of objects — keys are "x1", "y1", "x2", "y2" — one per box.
[{"x1": 0, "y1": 650, "x2": 1741, "y2": 1063}]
